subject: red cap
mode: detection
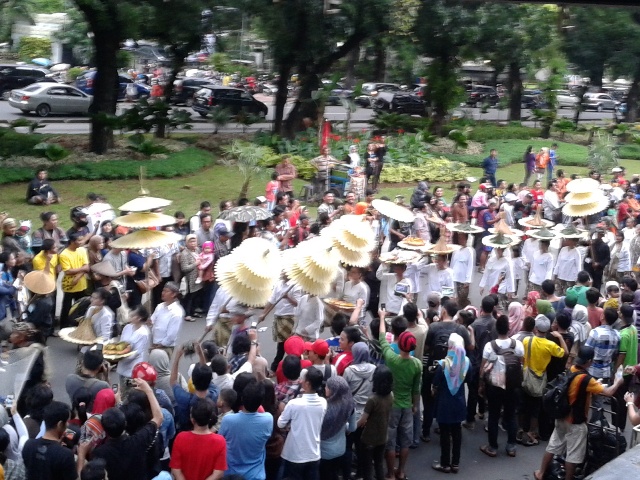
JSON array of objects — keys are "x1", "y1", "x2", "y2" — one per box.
[
  {"x1": 303, "y1": 341, "x2": 314, "y2": 352},
  {"x1": 310, "y1": 339, "x2": 330, "y2": 357},
  {"x1": 132, "y1": 362, "x2": 157, "y2": 383},
  {"x1": 398, "y1": 331, "x2": 416, "y2": 352},
  {"x1": 284, "y1": 336, "x2": 305, "y2": 357}
]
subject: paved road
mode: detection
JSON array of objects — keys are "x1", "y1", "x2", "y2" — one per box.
[
  {"x1": 0, "y1": 94, "x2": 619, "y2": 135},
  {"x1": 43, "y1": 267, "x2": 546, "y2": 480}
]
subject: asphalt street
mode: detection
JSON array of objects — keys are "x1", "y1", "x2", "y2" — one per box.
[
  {"x1": 0, "y1": 94, "x2": 620, "y2": 135},
  {"x1": 43, "y1": 268, "x2": 547, "y2": 480}
]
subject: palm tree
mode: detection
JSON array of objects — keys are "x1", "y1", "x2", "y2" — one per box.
[
  {"x1": 207, "y1": 106, "x2": 231, "y2": 134},
  {"x1": 222, "y1": 140, "x2": 266, "y2": 201}
]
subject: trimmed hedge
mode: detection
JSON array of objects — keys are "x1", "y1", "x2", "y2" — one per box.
[
  {"x1": 619, "y1": 144, "x2": 640, "y2": 160},
  {"x1": 0, "y1": 148, "x2": 215, "y2": 185},
  {"x1": 0, "y1": 129, "x2": 48, "y2": 157}
]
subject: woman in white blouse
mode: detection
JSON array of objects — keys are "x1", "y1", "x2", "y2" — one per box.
[
  {"x1": 116, "y1": 305, "x2": 151, "y2": 384},
  {"x1": 86, "y1": 287, "x2": 115, "y2": 343}
]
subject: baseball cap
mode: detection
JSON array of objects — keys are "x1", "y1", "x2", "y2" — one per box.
[
  {"x1": 256, "y1": 196, "x2": 267, "y2": 203},
  {"x1": 427, "y1": 292, "x2": 442, "y2": 307},
  {"x1": 534, "y1": 314, "x2": 551, "y2": 333},
  {"x1": 214, "y1": 223, "x2": 235, "y2": 238},
  {"x1": 304, "y1": 339, "x2": 330, "y2": 357},
  {"x1": 398, "y1": 331, "x2": 416, "y2": 352},
  {"x1": 521, "y1": 190, "x2": 533, "y2": 197},
  {"x1": 284, "y1": 336, "x2": 305, "y2": 357},
  {"x1": 575, "y1": 345, "x2": 595, "y2": 366},
  {"x1": 504, "y1": 193, "x2": 518, "y2": 202}
]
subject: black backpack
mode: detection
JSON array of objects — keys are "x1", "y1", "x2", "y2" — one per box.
[
  {"x1": 491, "y1": 340, "x2": 523, "y2": 390},
  {"x1": 431, "y1": 330, "x2": 451, "y2": 364},
  {"x1": 543, "y1": 370, "x2": 589, "y2": 421}
]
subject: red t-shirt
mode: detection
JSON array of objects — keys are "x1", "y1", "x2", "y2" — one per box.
[
  {"x1": 531, "y1": 189, "x2": 544, "y2": 205},
  {"x1": 169, "y1": 431, "x2": 227, "y2": 480},
  {"x1": 618, "y1": 202, "x2": 630, "y2": 224},
  {"x1": 333, "y1": 351, "x2": 354, "y2": 376}
]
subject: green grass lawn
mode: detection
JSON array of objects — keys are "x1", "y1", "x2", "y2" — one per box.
[{"x1": 445, "y1": 139, "x2": 589, "y2": 167}]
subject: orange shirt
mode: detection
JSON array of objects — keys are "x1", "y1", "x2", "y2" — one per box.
[
  {"x1": 567, "y1": 366, "x2": 604, "y2": 423},
  {"x1": 556, "y1": 177, "x2": 569, "y2": 196}
]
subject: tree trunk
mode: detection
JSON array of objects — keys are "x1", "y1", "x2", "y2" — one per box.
[
  {"x1": 625, "y1": 69, "x2": 640, "y2": 124},
  {"x1": 508, "y1": 62, "x2": 522, "y2": 121},
  {"x1": 273, "y1": 62, "x2": 292, "y2": 135},
  {"x1": 239, "y1": 178, "x2": 250, "y2": 202},
  {"x1": 88, "y1": 32, "x2": 120, "y2": 154},
  {"x1": 373, "y1": 36, "x2": 385, "y2": 82},
  {"x1": 345, "y1": 47, "x2": 358, "y2": 89},
  {"x1": 573, "y1": 85, "x2": 587, "y2": 126},
  {"x1": 284, "y1": 71, "x2": 322, "y2": 138}
]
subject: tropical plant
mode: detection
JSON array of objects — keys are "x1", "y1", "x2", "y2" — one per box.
[
  {"x1": 587, "y1": 132, "x2": 619, "y2": 173},
  {"x1": 235, "y1": 110, "x2": 261, "y2": 133},
  {"x1": 447, "y1": 128, "x2": 470, "y2": 153},
  {"x1": 17, "y1": 37, "x2": 52, "y2": 61},
  {"x1": 127, "y1": 133, "x2": 170, "y2": 157},
  {"x1": 33, "y1": 142, "x2": 70, "y2": 161},
  {"x1": 208, "y1": 107, "x2": 231, "y2": 134},
  {"x1": 222, "y1": 140, "x2": 271, "y2": 200},
  {"x1": 553, "y1": 119, "x2": 575, "y2": 140},
  {"x1": 9, "y1": 118, "x2": 46, "y2": 133}
]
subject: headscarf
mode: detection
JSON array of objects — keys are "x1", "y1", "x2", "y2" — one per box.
[
  {"x1": 348, "y1": 145, "x2": 361, "y2": 169},
  {"x1": 536, "y1": 299, "x2": 554, "y2": 319},
  {"x1": 525, "y1": 291, "x2": 540, "y2": 316},
  {"x1": 351, "y1": 342, "x2": 370, "y2": 365},
  {"x1": 437, "y1": 332, "x2": 469, "y2": 396},
  {"x1": 571, "y1": 304, "x2": 590, "y2": 343},
  {"x1": 92, "y1": 388, "x2": 115, "y2": 414},
  {"x1": 321, "y1": 376, "x2": 355, "y2": 440},
  {"x1": 507, "y1": 302, "x2": 525, "y2": 337},
  {"x1": 149, "y1": 349, "x2": 171, "y2": 378},
  {"x1": 88, "y1": 235, "x2": 104, "y2": 265}
]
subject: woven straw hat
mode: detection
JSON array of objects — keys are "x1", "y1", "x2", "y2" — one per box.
[{"x1": 23, "y1": 270, "x2": 55, "y2": 295}]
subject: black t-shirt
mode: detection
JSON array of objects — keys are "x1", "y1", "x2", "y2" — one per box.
[
  {"x1": 424, "y1": 321, "x2": 472, "y2": 364},
  {"x1": 546, "y1": 331, "x2": 574, "y2": 381},
  {"x1": 22, "y1": 438, "x2": 77, "y2": 480},
  {"x1": 93, "y1": 422, "x2": 158, "y2": 480}
]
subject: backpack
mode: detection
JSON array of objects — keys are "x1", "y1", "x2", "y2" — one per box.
[
  {"x1": 430, "y1": 330, "x2": 451, "y2": 365},
  {"x1": 485, "y1": 340, "x2": 523, "y2": 390},
  {"x1": 542, "y1": 370, "x2": 589, "y2": 421}
]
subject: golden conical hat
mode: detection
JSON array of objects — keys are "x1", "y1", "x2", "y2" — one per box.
[
  {"x1": 426, "y1": 235, "x2": 459, "y2": 255},
  {"x1": 68, "y1": 319, "x2": 97, "y2": 342},
  {"x1": 23, "y1": 270, "x2": 55, "y2": 295},
  {"x1": 118, "y1": 195, "x2": 172, "y2": 212},
  {"x1": 564, "y1": 190, "x2": 607, "y2": 206},
  {"x1": 332, "y1": 240, "x2": 371, "y2": 267},
  {"x1": 562, "y1": 197, "x2": 609, "y2": 217},
  {"x1": 566, "y1": 177, "x2": 600, "y2": 194}
]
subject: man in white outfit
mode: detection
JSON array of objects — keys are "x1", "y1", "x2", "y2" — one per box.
[
  {"x1": 553, "y1": 237, "x2": 582, "y2": 295},
  {"x1": 450, "y1": 233, "x2": 475, "y2": 307},
  {"x1": 528, "y1": 240, "x2": 554, "y2": 293}
]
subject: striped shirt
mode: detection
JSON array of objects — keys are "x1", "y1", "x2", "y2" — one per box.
[{"x1": 585, "y1": 325, "x2": 620, "y2": 378}]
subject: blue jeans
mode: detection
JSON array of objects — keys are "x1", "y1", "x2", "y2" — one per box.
[
  {"x1": 485, "y1": 173, "x2": 497, "y2": 187},
  {"x1": 283, "y1": 460, "x2": 320, "y2": 480}
]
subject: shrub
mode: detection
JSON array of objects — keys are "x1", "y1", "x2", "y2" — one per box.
[
  {"x1": 464, "y1": 123, "x2": 539, "y2": 142},
  {"x1": 619, "y1": 144, "x2": 640, "y2": 160},
  {"x1": 18, "y1": 37, "x2": 51, "y2": 62},
  {"x1": 33, "y1": 142, "x2": 70, "y2": 162},
  {"x1": 0, "y1": 128, "x2": 47, "y2": 157},
  {"x1": 380, "y1": 157, "x2": 469, "y2": 183},
  {"x1": 587, "y1": 132, "x2": 619, "y2": 173},
  {"x1": 372, "y1": 113, "x2": 432, "y2": 134},
  {"x1": 66, "y1": 67, "x2": 85, "y2": 82}
]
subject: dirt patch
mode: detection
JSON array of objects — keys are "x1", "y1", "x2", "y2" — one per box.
[{"x1": 430, "y1": 137, "x2": 484, "y2": 155}]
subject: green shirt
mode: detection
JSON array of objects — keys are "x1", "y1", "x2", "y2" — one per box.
[
  {"x1": 568, "y1": 285, "x2": 589, "y2": 307},
  {"x1": 379, "y1": 333, "x2": 422, "y2": 408},
  {"x1": 619, "y1": 324, "x2": 638, "y2": 370}
]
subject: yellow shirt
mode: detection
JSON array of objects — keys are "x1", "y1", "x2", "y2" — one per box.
[
  {"x1": 522, "y1": 335, "x2": 564, "y2": 376},
  {"x1": 59, "y1": 247, "x2": 89, "y2": 293},
  {"x1": 32, "y1": 251, "x2": 58, "y2": 277}
]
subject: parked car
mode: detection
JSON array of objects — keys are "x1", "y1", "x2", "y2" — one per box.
[
  {"x1": 373, "y1": 92, "x2": 427, "y2": 116},
  {"x1": 8, "y1": 83, "x2": 92, "y2": 117},
  {"x1": 0, "y1": 65, "x2": 53, "y2": 100},
  {"x1": 555, "y1": 90, "x2": 579, "y2": 109},
  {"x1": 466, "y1": 85, "x2": 500, "y2": 107},
  {"x1": 191, "y1": 86, "x2": 268, "y2": 118},
  {"x1": 582, "y1": 93, "x2": 620, "y2": 112},
  {"x1": 326, "y1": 88, "x2": 354, "y2": 106},
  {"x1": 170, "y1": 78, "x2": 213, "y2": 106},
  {"x1": 75, "y1": 71, "x2": 151, "y2": 100},
  {"x1": 521, "y1": 89, "x2": 544, "y2": 109},
  {"x1": 355, "y1": 82, "x2": 401, "y2": 108}
]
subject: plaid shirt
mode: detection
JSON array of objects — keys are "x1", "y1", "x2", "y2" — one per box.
[
  {"x1": 585, "y1": 325, "x2": 620, "y2": 378},
  {"x1": 275, "y1": 380, "x2": 301, "y2": 405}
]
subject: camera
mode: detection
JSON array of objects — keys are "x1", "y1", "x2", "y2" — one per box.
[
  {"x1": 183, "y1": 341, "x2": 196, "y2": 355},
  {"x1": 394, "y1": 282, "x2": 410, "y2": 297},
  {"x1": 61, "y1": 427, "x2": 80, "y2": 449},
  {"x1": 125, "y1": 378, "x2": 137, "y2": 387}
]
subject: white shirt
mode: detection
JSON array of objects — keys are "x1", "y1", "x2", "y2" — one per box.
[
  {"x1": 522, "y1": 238, "x2": 539, "y2": 266},
  {"x1": 479, "y1": 256, "x2": 515, "y2": 294},
  {"x1": 206, "y1": 287, "x2": 231, "y2": 327},
  {"x1": 294, "y1": 295, "x2": 324, "y2": 339},
  {"x1": 278, "y1": 393, "x2": 327, "y2": 463},
  {"x1": 512, "y1": 257, "x2": 527, "y2": 281},
  {"x1": 417, "y1": 264, "x2": 454, "y2": 308},
  {"x1": 622, "y1": 227, "x2": 636, "y2": 248},
  {"x1": 501, "y1": 203, "x2": 515, "y2": 226},
  {"x1": 86, "y1": 202, "x2": 115, "y2": 235},
  {"x1": 270, "y1": 280, "x2": 303, "y2": 317},
  {"x1": 88, "y1": 306, "x2": 114, "y2": 343},
  {"x1": 529, "y1": 251, "x2": 554, "y2": 285},
  {"x1": 376, "y1": 265, "x2": 415, "y2": 314},
  {"x1": 451, "y1": 246, "x2": 475, "y2": 283},
  {"x1": 615, "y1": 242, "x2": 631, "y2": 272},
  {"x1": 553, "y1": 247, "x2": 581, "y2": 282},
  {"x1": 341, "y1": 280, "x2": 370, "y2": 306},
  {"x1": 151, "y1": 301, "x2": 184, "y2": 347},
  {"x1": 542, "y1": 190, "x2": 560, "y2": 219},
  {"x1": 482, "y1": 337, "x2": 525, "y2": 360},
  {"x1": 116, "y1": 324, "x2": 150, "y2": 377},
  {"x1": 327, "y1": 266, "x2": 346, "y2": 299}
]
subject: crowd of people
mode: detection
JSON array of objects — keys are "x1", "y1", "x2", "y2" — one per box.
[{"x1": 3, "y1": 157, "x2": 640, "y2": 480}]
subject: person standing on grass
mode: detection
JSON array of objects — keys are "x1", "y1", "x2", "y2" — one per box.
[
  {"x1": 482, "y1": 149, "x2": 499, "y2": 187},
  {"x1": 59, "y1": 232, "x2": 90, "y2": 329},
  {"x1": 523, "y1": 146, "x2": 536, "y2": 186}
]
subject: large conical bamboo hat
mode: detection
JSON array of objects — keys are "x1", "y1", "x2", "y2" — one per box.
[
  {"x1": 113, "y1": 212, "x2": 176, "y2": 228},
  {"x1": 518, "y1": 204, "x2": 555, "y2": 228},
  {"x1": 564, "y1": 190, "x2": 607, "y2": 206},
  {"x1": 527, "y1": 226, "x2": 558, "y2": 240},
  {"x1": 565, "y1": 177, "x2": 601, "y2": 194},
  {"x1": 23, "y1": 269, "x2": 55, "y2": 295}
]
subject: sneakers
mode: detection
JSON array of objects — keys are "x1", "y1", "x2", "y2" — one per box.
[{"x1": 461, "y1": 421, "x2": 475, "y2": 431}]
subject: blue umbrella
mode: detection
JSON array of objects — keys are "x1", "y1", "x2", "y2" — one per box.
[{"x1": 31, "y1": 58, "x2": 52, "y2": 67}]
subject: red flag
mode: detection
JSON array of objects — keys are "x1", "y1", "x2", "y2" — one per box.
[{"x1": 320, "y1": 119, "x2": 331, "y2": 149}]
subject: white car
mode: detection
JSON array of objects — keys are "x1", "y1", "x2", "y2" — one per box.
[
  {"x1": 555, "y1": 90, "x2": 579, "y2": 109},
  {"x1": 8, "y1": 82, "x2": 92, "y2": 117}
]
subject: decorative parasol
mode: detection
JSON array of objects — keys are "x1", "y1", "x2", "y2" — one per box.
[
  {"x1": 283, "y1": 237, "x2": 339, "y2": 296},
  {"x1": 426, "y1": 229, "x2": 460, "y2": 255},
  {"x1": 329, "y1": 216, "x2": 376, "y2": 252},
  {"x1": 215, "y1": 237, "x2": 281, "y2": 307},
  {"x1": 564, "y1": 190, "x2": 607, "y2": 206},
  {"x1": 482, "y1": 219, "x2": 521, "y2": 249},
  {"x1": 111, "y1": 230, "x2": 182, "y2": 249},
  {"x1": 446, "y1": 222, "x2": 484, "y2": 234},
  {"x1": 118, "y1": 171, "x2": 172, "y2": 212},
  {"x1": 371, "y1": 199, "x2": 415, "y2": 223},
  {"x1": 566, "y1": 177, "x2": 601, "y2": 194},
  {"x1": 23, "y1": 258, "x2": 55, "y2": 295},
  {"x1": 527, "y1": 226, "x2": 559, "y2": 240},
  {"x1": 219, "y1": 206, "x2": 272, "y2": 223},
  {"x1": 562, "y1": 197, "x2": 609, "y2": 217},
  {"x1": 113, "y1": 212, "x2": 176, "y2": 228},
  {"x1": 518, "y1": 204, "x2": 555, "y2": 228}
]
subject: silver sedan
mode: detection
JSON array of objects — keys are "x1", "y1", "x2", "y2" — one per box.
[{"x1": 8, "y1": 82, "x2": 92, "y2": 117}]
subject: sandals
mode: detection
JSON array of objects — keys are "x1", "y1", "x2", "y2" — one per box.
[
  {"x1": 451, "y1": 465, "x2": 459, "y2": 474},
  {"x1": 480, "y1": 445, "x2": 497, "y2": 457},
  {"x1": 431, "y1": 462, "x2": 451, "y2": 473},
  {"x1": 521, "y1": 435, "x2": 539, "y2": 447}
]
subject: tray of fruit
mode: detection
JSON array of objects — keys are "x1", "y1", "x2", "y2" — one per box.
[
  {"x1": 398, "y1": 237, "x2": 432, "y2": 252},
  {"x1": 323, "y1": 298, "x2": 356, "y2": 311},
  {"x1": 102, "y1": 341, "x2": 135, "y2": 360}
]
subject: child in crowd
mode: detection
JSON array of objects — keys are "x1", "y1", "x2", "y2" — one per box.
[
  {"x1": 265, "y1": 172, "x2": 279, "y2": 211},
  {"x1": 510, "y1": 245, "x2": 525, "y2": 299},
  {"x1": 195, "y1": 241, "x2": 214, "y2": 284},
  {"x1": 213, "y1": 388, "x2": 237, "y2": 432},
  {"x1": 495, "y1": 180, "x2": 506, "y2": 198},
  {"x1": 603, "y1": 281, "x2": 620, "y2": 310}
]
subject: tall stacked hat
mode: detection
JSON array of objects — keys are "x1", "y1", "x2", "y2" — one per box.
[
  {"x1": 215, "y1": 237, "x2": 281, "y2": 307},
  {"x1": 482, "y1": 216, "x2": 521, "y2": 249},
  {"x1": 518, "y1": 204, "x2": 555, "y2": 228},
  {"x1": 426, "y1": 225, "x2": 460, "y2": 255},
  {"x1": 321, "y1": 215, "x2": 374, "y2": 267},
  {"x1": 283, "y1": 237, "x2": 339, "y2": 296},
  {"x1": 490, "y1": 212, "x2": 524, "y2": 236},
  {"x1": 562, "y1": 177, "x2": 609, "y2": 217}
]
